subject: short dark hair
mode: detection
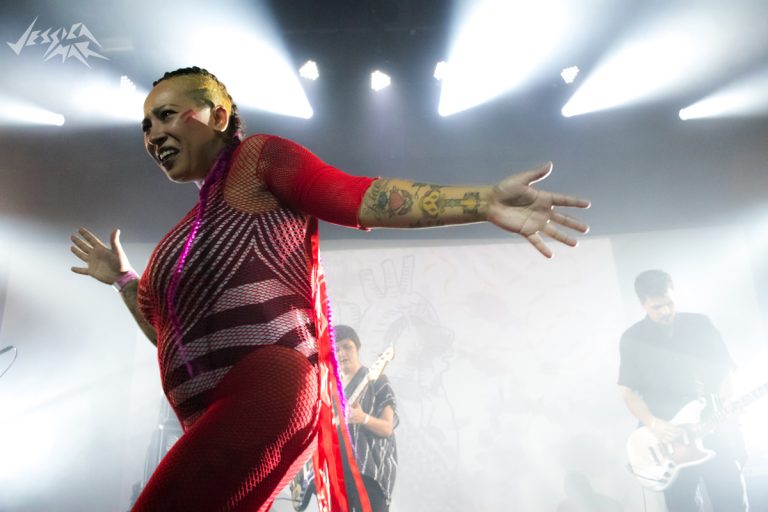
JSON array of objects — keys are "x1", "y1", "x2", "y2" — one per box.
[
  {"x1": 634, "y1": 269, "x2": 674, "y2": 302},
  {"x1": 334, "y1": 325, "x2": 360, "y2": 350}
]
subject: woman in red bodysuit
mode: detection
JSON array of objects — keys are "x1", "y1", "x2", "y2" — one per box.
[{"x1": 70, "y1": 67, "x2": 589, "y2": 511}]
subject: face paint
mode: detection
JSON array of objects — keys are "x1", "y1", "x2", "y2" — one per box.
[{"x1": 181, "y1": 109, "x2": 199, "y2": 122}]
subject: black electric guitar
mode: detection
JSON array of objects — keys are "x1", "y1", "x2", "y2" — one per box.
[
  {"x1": 626, "y1": 381, "x2": 768, "y2": 491},
  {"x1": 289, "y1": 346, "x2": 395, "y2": 511}
]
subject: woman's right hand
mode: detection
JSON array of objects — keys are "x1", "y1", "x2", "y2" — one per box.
[{"x1": 70, "y1": 227, "x2": 133, "y2": 285}]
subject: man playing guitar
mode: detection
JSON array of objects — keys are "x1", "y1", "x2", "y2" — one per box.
[{"x1": 618, "y1": 270, "x2": 748, "y2": 511}]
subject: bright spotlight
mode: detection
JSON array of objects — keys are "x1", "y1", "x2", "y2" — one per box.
[
  {"x1": 157, "y1": 16, "x2": 314, "y2": 119},
  {"x1": 434, "y1": 61, "x2": 448, "y2": 81},
  {"x1": 120, "y1": 75, "x2": 137, "y2": 94},
  {"x1": 299, "y1": 60, "x2": 319, "y2": 81},
  {"x1": 72, "y1": 75, "x2": 147, "y2": 123},
  {"x1": 0, "y1": 97, "x2": 65, "y2": 126},
  {"x1": 371, "y1": 70, "x2": 391, "y2": 92},
  {"x1": 562, "y1": 4, "x2": 767, "y2": 117},
  {"x1": 679, "y1": 69, "x2": 768, "y2": 120},
  {"x1": 560, "y1": 66, "x2": 579, "y2": 84},
  {"x1": 438, "y1": 0, "x2": 573, "y2": 117}
]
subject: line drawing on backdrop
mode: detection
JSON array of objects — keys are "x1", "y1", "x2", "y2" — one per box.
[{"x1": 331, "y1": 255, "x2": 461, "y2": 512}]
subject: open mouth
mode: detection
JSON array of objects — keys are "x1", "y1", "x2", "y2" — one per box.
[{"x1": 158, "y1": 147, "x2": 179, "y2": 169}]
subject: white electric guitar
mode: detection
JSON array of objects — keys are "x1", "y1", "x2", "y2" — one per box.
[{"x1": 626, "y1": 381, "x2": 768, "y2": 491}]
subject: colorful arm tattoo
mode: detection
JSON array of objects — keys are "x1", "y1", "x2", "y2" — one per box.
[{"x1": 362, "y1": 179, "x2": 488, "y2": 227}]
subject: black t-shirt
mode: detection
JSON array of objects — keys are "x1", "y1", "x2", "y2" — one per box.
[{"x1": 618, "y1": 312, "x2": 734, "y2": 421}]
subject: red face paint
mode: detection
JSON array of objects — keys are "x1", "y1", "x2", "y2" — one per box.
[{"x1": 181, "y1": 109, "x2": 197, "y2": 122}]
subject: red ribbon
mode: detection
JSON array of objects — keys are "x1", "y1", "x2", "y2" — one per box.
[{"x1": 309, "y1": 219, "x2": 371, "y2": 512}]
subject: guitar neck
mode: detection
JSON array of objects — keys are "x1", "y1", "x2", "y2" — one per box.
[
  {"x1": 733, "y1": 382, "x2": 768, "y2": 410},
  {"x1": 347, "y1": 375, "x2": 370, "y2": 405},
  {"x1": 697, "y1": 381, "x2": 768, "y2": 436}
]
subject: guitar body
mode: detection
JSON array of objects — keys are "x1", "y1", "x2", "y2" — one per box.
[{"x1": 626, "y1": 399, "x2": 716, "y2": 491}]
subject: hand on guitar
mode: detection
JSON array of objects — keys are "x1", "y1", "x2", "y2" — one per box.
[
  {"x1": 649, "y1": 417, "x2": 685, "y2": 443},
  {"x1": 347, "y1": 403, "x2": 367, "y2": 425}
]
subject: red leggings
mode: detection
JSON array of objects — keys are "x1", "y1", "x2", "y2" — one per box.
[{"x1": 133, "y1": 346, "x2": 319, "y2": 511}]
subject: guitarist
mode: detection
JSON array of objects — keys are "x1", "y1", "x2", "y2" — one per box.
[
  {"x1": 617, "y1": 270, "x2": 748, "y2": 511},
  {"x1": 335, "y1": 325, "x2": 398, "y2": 512}
]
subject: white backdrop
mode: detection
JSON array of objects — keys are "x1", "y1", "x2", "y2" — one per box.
[{"x1": 0, "y1": 224, "x2": 766, "y2": 511}]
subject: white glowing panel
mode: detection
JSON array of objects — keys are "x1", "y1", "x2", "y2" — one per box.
[
  {"x1": 371, "y1": 70, "x2": 391, "y2": 92},
  {"x1": 563, "y1": 5, "x2": 767, "y2": 117},
  {"x1": 120, "y1": 75, "x2": 137, "y2": 94},
  {"x1": 560, "y1": 66, "x2": 579, "y2": 85},
  {"x1": 299, "y1": 60, "x2": 319, "y2": 81},
  {"x1": 438, "y1": 0, "x2": 572, "y2": 116},
  {"x1": 433, "y1": 61, "x2": 448, "y2": 81}
]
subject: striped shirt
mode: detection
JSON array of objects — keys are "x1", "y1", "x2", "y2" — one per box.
[{"x1": 345, "y1": 367, "x2": 399, "y2": 505}]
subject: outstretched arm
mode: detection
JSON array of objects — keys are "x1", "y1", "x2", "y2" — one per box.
[
  {"x1": 70, "y1": 227, "x2": 157, "y2": 345},
  {"x1": 358, "y1": 162, "x2": 589, "y2": 258},
  {"x1": 255, "y1": 137, "x2": 589, "y2": 257}
]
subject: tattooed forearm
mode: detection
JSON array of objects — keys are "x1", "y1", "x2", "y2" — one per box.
[
  {"x1": 359, "y1": 178, "x2": 491, "y2": 228},
  {"x1": 418, "y1": 189, "x2": 482, "y2": 217},
  {"x1": 120, "y1": 279, "x2": 157, "y2": 345},
  {"x1": 363, "y1": 179, "x2": 415, "y2": 218}
]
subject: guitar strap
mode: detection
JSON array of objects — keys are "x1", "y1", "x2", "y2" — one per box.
[{"x1": 310, "y1": 221, "x2": 372, "y2": 512}]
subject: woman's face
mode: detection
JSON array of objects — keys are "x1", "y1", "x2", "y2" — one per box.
[{"x1": 142, "y1": 77, "x2": 228, "y2": 183}]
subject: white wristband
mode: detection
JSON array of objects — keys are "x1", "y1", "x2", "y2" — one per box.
[
  {"x1": 113, "y1": 270, "x2": 139, "y2": 292},
  {"x1": 363, "y1": 414, "x2": 370, "y2": 425}
]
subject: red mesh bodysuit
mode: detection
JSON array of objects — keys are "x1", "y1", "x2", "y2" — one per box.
[{"x1": 134, "y1": 135, "x2": 375, "y2": 511}]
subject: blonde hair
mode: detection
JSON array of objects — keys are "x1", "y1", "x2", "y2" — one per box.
[{"x1": 174, "y1": 73, "x2": 233, "y2": 115}]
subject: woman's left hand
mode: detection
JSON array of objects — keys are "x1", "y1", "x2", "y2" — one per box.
[{"x1": 487, "y1": 162, "x2": 590, "y2": 258}]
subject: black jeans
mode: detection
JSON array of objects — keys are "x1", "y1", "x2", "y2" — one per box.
[
  {"x1": 347, "y1": 475, "x2": 389, "y2": 512},
  {"x1": 663, "y1": 455, "x2": 748, "y2": 511}
]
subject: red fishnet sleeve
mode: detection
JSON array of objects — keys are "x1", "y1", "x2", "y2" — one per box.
[{"x1": 258, "y1": 136, "x2": 376, "y2": 229}]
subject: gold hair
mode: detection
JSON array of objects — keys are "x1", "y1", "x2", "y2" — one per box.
[{"x1": 172, "y1": 74, "x2": 233, "y2": 115}]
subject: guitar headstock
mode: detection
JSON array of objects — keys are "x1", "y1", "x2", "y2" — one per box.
[{"x1": 368, "y1": 345, "x2": 395, "y2": 382}]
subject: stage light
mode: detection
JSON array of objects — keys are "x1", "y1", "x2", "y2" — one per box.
[
  {"x1": 178, "y1": 28, "x2": 314, "y2": 119},
  {"x1": 560, "y1": 66, "x2": 579, "y2": 85},
  {"x1": 371, "y1": 70, "x2": 391, "y2": 92},
  {"x1": 71, "y1": 75, "x2": 146, "y2": 123},
  {"x1": 299, "y1": 60, "x2": 319, "y2": 81},
  {"x1": 434, "y1": 61, "x2": 448, "y2": 81},
  {"x1": 120, "y1": 75, "x2": 137, "y2": 94},
  {"x1": 562, "y1": 4, "x2": 766, "y2": 118},
  {"x1": 144, "y1": 0, "x2": 314, "y2": 120},
  {"x1": 679, "y1": 70, "x2": 768, "y2": 120},
  {"x1": 0, "y1": 97, "x2": 65, "y2": 126},
  {"x1": 438, "y1": 0, "x2": 575, "y2": 117}
]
